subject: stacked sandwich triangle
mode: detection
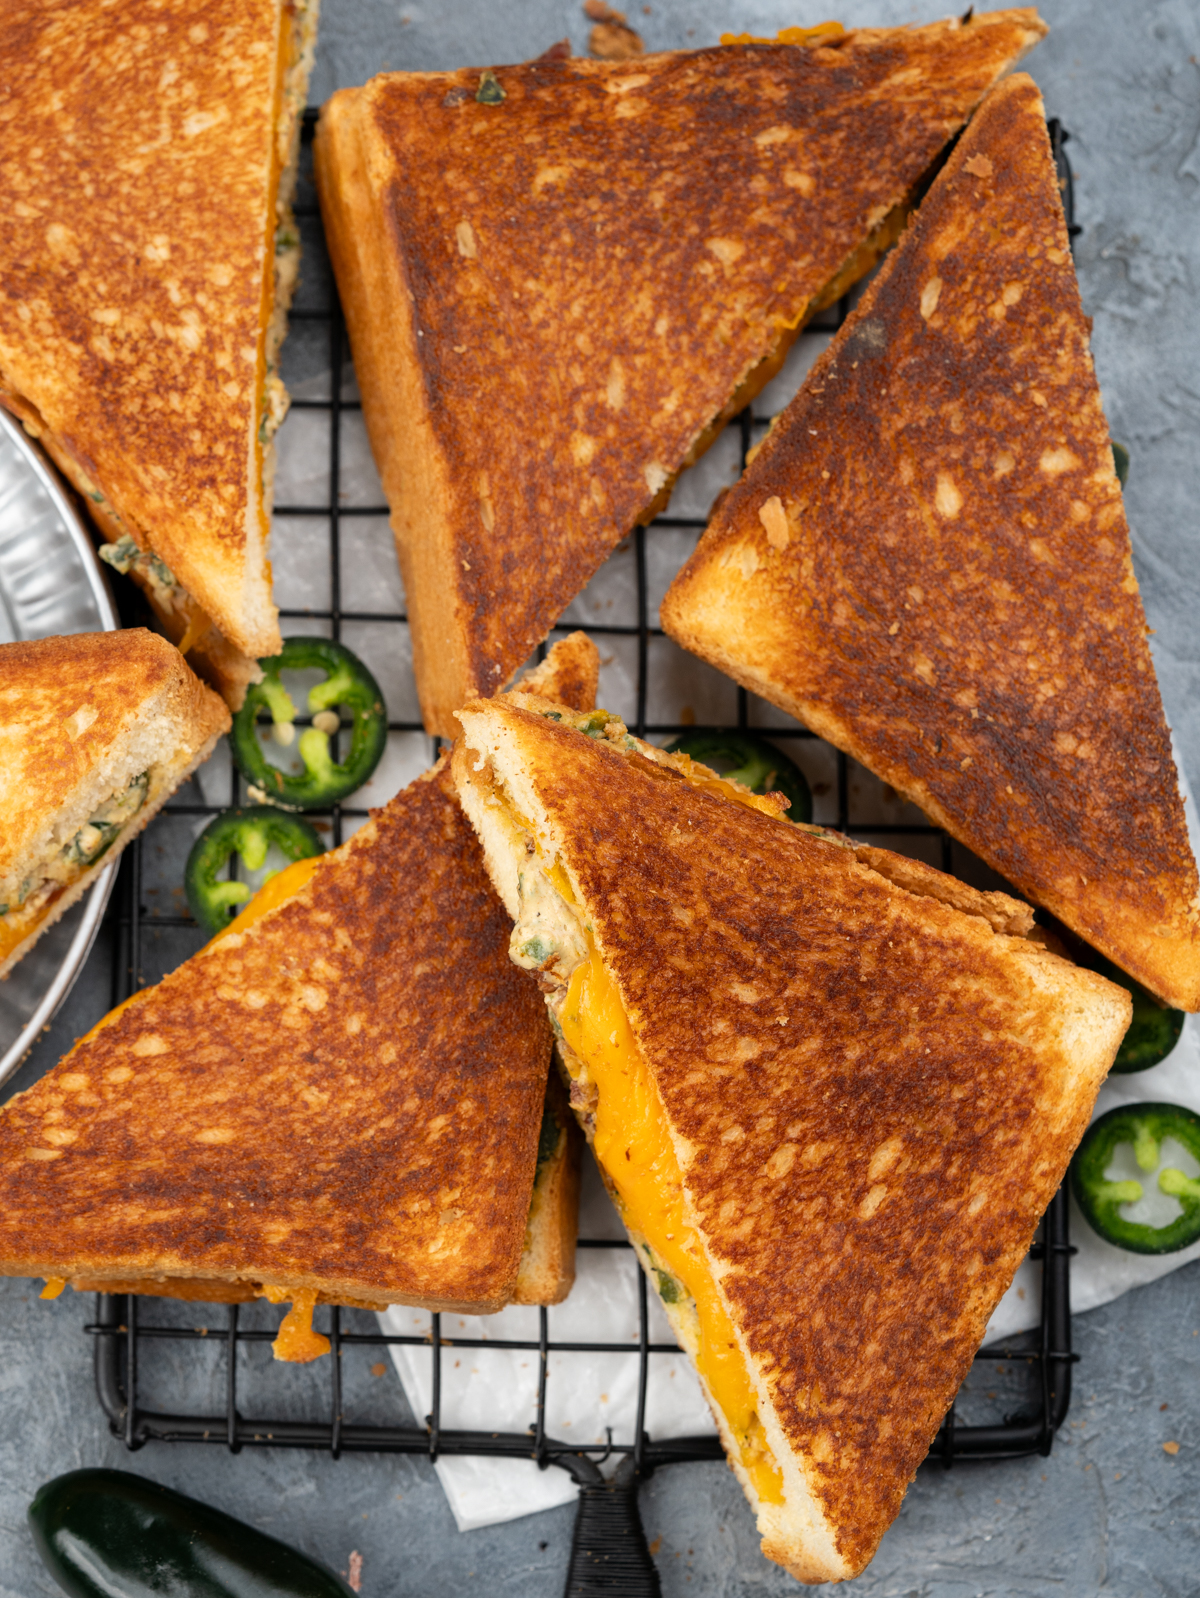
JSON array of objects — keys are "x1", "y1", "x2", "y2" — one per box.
[
  {"x1": 452, "y1": 691, "x2": 1130, "y2": 1581},
  {"x1": 663, "y1": 72, "x2": 1200, "y2": 1014},
  {"x1": 315, "y1": 9, "x2": 1046, "y2": 734},
  {"x1": 0, "y1": 0, "x2": 320, "y2": 705},
  {"x1": 0, "y1": 637, "x2": 598, "y2": 1350},
  {"x1": 0, "y1": 631, "x2": 229, "y2": 978}
]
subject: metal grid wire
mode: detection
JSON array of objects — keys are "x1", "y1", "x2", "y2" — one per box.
[{"x1": 88, "y1": 115, "x2": 1080, "y2": 1484}]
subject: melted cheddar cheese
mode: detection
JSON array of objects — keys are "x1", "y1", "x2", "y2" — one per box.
[
  {"x1": 0, "y1": 911, "x2": 40, "y2": 966},
  {"x1": 262, "y1": 1285, "x2": 331, "y2": 1363},
  {"x1": 665, "y1": 752, "x2": 787, "y2": 821},
  {"x1": 560, "y1": 945, "x2": 784, "y2": 1504},
  {"x1": 39, "y1": 1278, "x2": 66, "y2": 1300},
  {"x1": 720, "y1": 21, "x2": 846, "y2": 47}
]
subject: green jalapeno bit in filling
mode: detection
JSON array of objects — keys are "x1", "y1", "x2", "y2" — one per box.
[
  {"x1": 476, "y1": 69, "x2": 505, "y2": 104},
  {"x1": 1, "y1": 773, "x2": 149, "y2": 929},
  {"x1": 230, "y1": 637, "x2": 388, "y2": 811},
  {"x1": 185, "y1": 806, "x2": 326, "y2": 937},
  {"x1": 64, "y1": 772, "x2": 149, "y2": 869},
  {"x1": 534, "y1": 1099, "x2": 563, "y2": 1183},
  {"x1": 1072, "y1": 1102, "x2": 1200, "y2": 1255},
  {"x1": 665, "y1": 729, "x2": 813, "y2": 824},
  {"x1": 98, "y1": 535, "x2": 177, "y2": 595}
]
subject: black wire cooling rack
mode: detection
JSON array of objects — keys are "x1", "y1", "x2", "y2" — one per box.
[{"x1": 83, "y1": 113, "x2": 1081, "y2": 1598}]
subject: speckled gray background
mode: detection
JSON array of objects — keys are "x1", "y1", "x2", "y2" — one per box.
[{"x1": 3, "y1": 2, "x2": 1199, "y2": 1594}]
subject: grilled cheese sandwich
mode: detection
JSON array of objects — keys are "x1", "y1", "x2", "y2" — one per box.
[
  {"x1": 0, "y1": 631, "x2": 229, "y2": 980},
  {"x1": 0, "y1": 0, "x2": 321, "y2": 706},
  {"x1": 662, "y1": 72, "x2": 1200, "y2": 1013},
  {"x1": 315, "y1": 10, "x2": 1045, "y2": 735},
  {"x1": 0, "y1": 635, "x2": 599, "y2": 1349},
  {"x1": 453, "y1": 693, "x2": 1130, "y2": 1582}
]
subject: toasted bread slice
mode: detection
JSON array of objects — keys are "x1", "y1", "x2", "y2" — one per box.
[
  {"x1": 0, "y1": 633, "x2": 598, "y2": 1334},
  {"x1": 0, "y1": 758, "x2": 552, "y2": 1343},
  {"x1": 453, "y1": 695, "x2": 1129, "y2": 1583},
  {"x1": 508, "y1": 633, "x2": 597, "y2": 1303},
  {"x1": 512, "y1": 1066, "x2": 582, "y2": 1306},
  {"x1": 662, "y1": 74, "x2": 1200, "y2": 1013},
  {"x1": 0, "y1": 0, "x2": 321, "y2": 702},
  {"x1": 514, "y1": 631, "x2": 601, "y2": 722},
  {"x1": 0, "y1": 631, "x2": 229, "y2": 979},
  {"x1": 314, "y1": 11, "x2": 1045, "y2": 735}
]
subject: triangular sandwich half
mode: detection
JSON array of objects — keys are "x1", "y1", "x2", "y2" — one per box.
[
  {"x1": 0, "y1": 630, "x2": 230, "y2": 978},
  {"x1": 0, "y1": 0, "x2": 321, "y2": 705},
  {"x1": 314, "y1": 10, "x2": 1045, "y2": 735},
  {"x1": 662, "y1": 73, "x2": 1200, "y2": 1013},
  {"x1": 453, "y1": 695, "x2": 1128, "y2": 1583},
  {"x1": 0, "y1": 635, "x2": 596, "y2": 1344}
]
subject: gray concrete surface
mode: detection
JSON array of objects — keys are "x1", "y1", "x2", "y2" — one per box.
[{"x1": 3, "y1": 2, "x2": 1199, "y2": 1593}]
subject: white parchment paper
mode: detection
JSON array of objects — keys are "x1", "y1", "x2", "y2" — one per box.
[{"x1": 379, "y1": 1161, "x2": 716, "y2": 1530}]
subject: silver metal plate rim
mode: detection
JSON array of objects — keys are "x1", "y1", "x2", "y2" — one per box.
[{"x1": 0, "y1": 407, "x2": 119, "y2": 1088}]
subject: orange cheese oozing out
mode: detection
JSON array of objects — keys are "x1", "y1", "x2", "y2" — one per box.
[
  {"x1": 559, "y1": 945, "x2": 784, "y2": 1504},
  {"x1": 40, "y1": 1278, "x2": 67, "y2": 1300},
  {"x1": 0, "y1": 891, "x2": 65, "y2": 966},
  {"x1": 262, "y1": 1286, "x2": 331, "y2": 1363},
  {"x1": 720, "y1": 20, "x2": 845, "y2": 47},
  {"x1": 666, "y1": 752, "x2": 788, "y2": 822},
  {"x1": 0, "y1": 918, "x2": 30, "y2": 966}
]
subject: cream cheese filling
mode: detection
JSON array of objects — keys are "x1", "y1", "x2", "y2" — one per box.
[{"x1": 0, "y1": 771, "x2": 151, "y2": 957}]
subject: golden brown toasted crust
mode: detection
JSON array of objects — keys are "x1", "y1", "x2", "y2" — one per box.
[
  {"x1": 514, "y1": 631, "x2": 600, "y2": 714},
  {"x1": 0, "y1": 630, "x2": 229, "y2": 977},
  {"x1": 662, "y1": 74, "x2": 1200, "y2": 1013},
  {"x1": 0, "y1": 759, "x2": 551, "y2": 1313},
  {"x1": 0, "y1": 1, "x2": 291, "y2": 660},
  {"x1": 0, "y1": 403, "x2": 264, "y2": 709},
  {"x1": 454, "y1": 699, "x2": 1129, "y2": 1580},
  {"x1": 314, "y1": 12, "x2": 1045, "y2": 734},
  {"x1": 511, "y1": 1065, "x2": 581, "y2": 1305}
]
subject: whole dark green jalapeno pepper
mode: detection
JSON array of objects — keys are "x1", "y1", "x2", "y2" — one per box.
[
  {"x1": 665, "y1": 729, "x2": 813, "y2": 824},
  {"x1": 1072, "y1": 1102, "x2": 1200, "y2": 1254},
  {"x1": 231, "y1": 637, "x2": 387, "y2": 810},
  {"x1": 185, "y1": 806, "x2": 325, "y2": 937},
  {"x1": 29, "y1": 1468, "x2": 354, "y2": 1597}
]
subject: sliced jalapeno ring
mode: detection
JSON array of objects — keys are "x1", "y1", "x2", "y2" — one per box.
[
  {"x1": 665, "y1": 729, "x2": 813, "y2": 824},
  {"x1": 185, "y1": 806, "x2": 325, "y2": 937},
  {"x1": 230, "y1": 637, "x2": 388, "y2": 810},
  {"x1": 1072, "y1": 1102, "x2": 1200, "y2": 1255}
]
